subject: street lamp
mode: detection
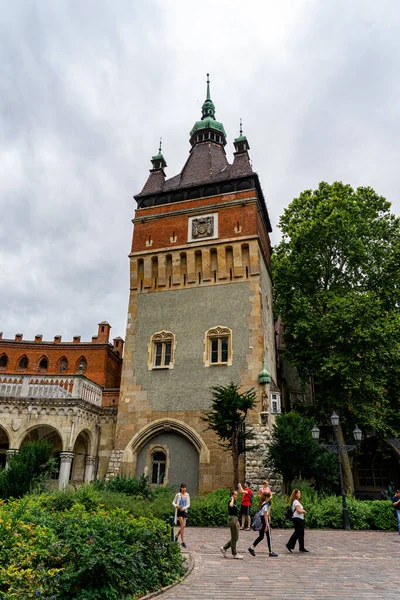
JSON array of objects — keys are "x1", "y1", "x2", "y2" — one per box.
[{"x1": 311, "y1": 413, "x2": 362, "y2": 531}]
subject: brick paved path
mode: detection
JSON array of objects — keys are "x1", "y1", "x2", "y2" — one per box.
[{"x1": 163, "y1": 527, "x2": 400, "y2": 600}]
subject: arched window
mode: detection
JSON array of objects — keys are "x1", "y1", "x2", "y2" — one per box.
[
  {"x1": 58, "y1": 357, "x2": 68, "y2": 372},
  {"x1": 18, "y1": 356, "x2": 29, "y2": 369},
  {"x1": 151, "y1": 450, "x2": 166, "y2": 484},
  {"x1": 38, "y1": 356, "x2": 48, "y2": 371},
  {"x1": 76, "y1": 357, "x2": 87, "y2": 373},
  {"x1": 0, "y1": 354, "x2": 7, "y2": 369},
  {"x1": 148, "y1": 331, "x2": 176, "y2": 369},
  {"x1": 204, "y1": 326, "x2": 233, "y2": 367}
]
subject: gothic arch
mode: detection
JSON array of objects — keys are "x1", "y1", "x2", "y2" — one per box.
[
  {"x1": 125, "y1": 418, "x2": 210, "y2": 465},
  {"x1": 71, "y1": 427, "x2": 94, "y2": 456},
  {"x1": 37, "y1": 355, "x2": 49, "y2": 371},
  {"x1": 15, "y1": 423, "x2": 65, "y2": 450},
  {"x1": 17, "y1": 355, "x2": 29, "y2": 370},
  {"x1": 0, "y1": 354, "x2": 8, "y2": 368},
  {"x1": 75, "y1": 356, "x2": 87, "y2": 373}
]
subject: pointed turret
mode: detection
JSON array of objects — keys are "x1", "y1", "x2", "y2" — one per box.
[
  {"x1": 231, "y1": 119, "x2": 252, "y2": 177},
  {"x1": 189, "y1": 74, "x2": 227, "y2": 147},
  {"x1": 233, "y1": 119, "x2": 250, "y2": 154},
  {"x1": 151, "y1": 138, "x2": 167, "y2": 172},
  {"x1": 139, "y1": 139, "x2": 167, "y2": 195}
]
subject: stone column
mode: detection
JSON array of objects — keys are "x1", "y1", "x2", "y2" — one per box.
[
  {"x1": 84, "y1": 455, "x2": 96, "y2": 483},
  {"x1": 5, "y1": 449, "x2": 18, "y2": 470},
  {"x1": 58, "y1": 452, "x2": 74, "y2": 490}
]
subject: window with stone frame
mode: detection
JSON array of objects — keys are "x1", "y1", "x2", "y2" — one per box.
[
  {"x1": 204, "y1": 326, "x2": 233, "y2": 367},
  {"x1": 148, "y1": 331, "x2": 176, "y2": 369},
  {"x1": 151, "y1": 450, "x2": 166, "y2": 484}
]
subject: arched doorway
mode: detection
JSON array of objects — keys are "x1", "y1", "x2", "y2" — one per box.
[
  {"x1": 136, "y1": 431, "x2": 199, "y2": 493},
  {"x1": 71, "y1": 431, "x2": 91, "y2": 484},
  {"x1": 353, "y1": 437, "x2": 400, "y2": 499},
  {"x1": 0, "y1": 426, "x2": 10, "y2": 468},
  {"x1": 20, "y1": 425, "x2": 63, "y2": 479}
]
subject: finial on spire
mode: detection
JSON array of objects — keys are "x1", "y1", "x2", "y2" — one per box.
[
  {"x1": 206, "y1": 73, "x2": 211, "y2": 101},
  {"x1": 159, "y1": 137, "x2": 162, "y2": 154},
  {"x1": 239, "y1": 118, "x2": 243, "y2": 137}
]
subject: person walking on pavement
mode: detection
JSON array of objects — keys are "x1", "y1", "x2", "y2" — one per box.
[
  {"x1": 220, "y1": 489, "x2": 243, "y2": 559},
  {"x1": 248, "y1": 492, "x2": 278, "y2": 557},
  {"x1": 286, "y1": 489, "x2": 309, "y2": 553},
  {"x1": 239, "y1": 481, "x2": 253, "y2": 530},
  {"x1": 172, "y1": 483, "x2": 190, "y2": 548},
  {"x1": 392, "y1": 489, "x2": 400, "y2": 534}
]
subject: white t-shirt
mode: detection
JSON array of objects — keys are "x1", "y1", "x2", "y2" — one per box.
[{"x1": 292, "y1": 499, "x2": 304, "y2": 520}]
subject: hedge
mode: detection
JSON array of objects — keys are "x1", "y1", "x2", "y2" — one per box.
[{"x1": 0, "y1": 494, "x2": 184, "y2": 600}]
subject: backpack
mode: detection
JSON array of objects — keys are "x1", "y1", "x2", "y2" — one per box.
[
  {"x1": 251, "y1": 502, "x2": 267, "y2": 531},
  {"x1": 249, "y1": 490, "x2": 254, "y2": 505},
  {"x1": 285, "y1": 505, "x2": 294, "y2": 520}
]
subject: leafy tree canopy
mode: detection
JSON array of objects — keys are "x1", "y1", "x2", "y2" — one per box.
[
  {"x1": 202, "y1": 382, "x2": 257, "y2": 486},
  {"x1": 273, "y1": 181, "x2": 400, "y2": 435},
  {"x1": 266, "y1": 412, "x2": 338, "y2": 493}
]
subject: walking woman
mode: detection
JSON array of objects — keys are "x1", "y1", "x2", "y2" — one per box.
[
  {"x1": 220, "y1": 489, "x2": 243, "y2": 559},
  {"x1": 247, "y1": 492, "x2": 278, "y2": 557},
  {"x1": 172, "y1": 483, "x2": 190, "y2": 548},
  {"x1": 286, "y1": 488, "x2": 309, "y2": 553}
]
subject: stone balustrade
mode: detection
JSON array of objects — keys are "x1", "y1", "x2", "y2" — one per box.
[{"x1": 0, "y1": 374, "x2": 102, "y2": 406}]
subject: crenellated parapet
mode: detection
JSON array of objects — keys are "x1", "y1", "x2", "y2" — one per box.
[{"x1": 130, "y1": 239, "x2": 260, "y2": 292}]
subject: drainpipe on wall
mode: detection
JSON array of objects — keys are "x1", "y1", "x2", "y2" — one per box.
[{"x1": 94, "y1": 424, "x2": 102, "y2": 480}]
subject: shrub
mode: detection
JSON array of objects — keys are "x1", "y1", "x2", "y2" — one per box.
[
  {"x1": 0, "y1": 440, "x2": 55, "y2": 499},
  {"x1": 0, "y1": 495, "x2": 184, "y2": 599},
  {"x1": 93, "y1": 474, "x2": 154, "y2": 499}
]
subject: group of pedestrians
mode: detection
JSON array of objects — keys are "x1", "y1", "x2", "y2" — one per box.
[
  {"x1": 173, "y1": 478, "x2": 310, "y2": 558},
  {"x1": 173, "y1": 481, "x2": 400, "y2": 559}
]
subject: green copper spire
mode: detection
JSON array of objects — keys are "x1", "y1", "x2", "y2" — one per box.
[
  {"x1": 201, "y1": 73, "x2": 215, "y2": 120},
  {"x1": 151, "y1": 137, "x2": 167, "y2": 170},
  {"x1": 258, "y1": 356, "x2": 271, "y2": 385},
  {"x1": 190, "y1": 73, "x2": 227, "y2": 146},
  {"x1": 234, "y1": 118, "x2": 250, "y2": 152}
]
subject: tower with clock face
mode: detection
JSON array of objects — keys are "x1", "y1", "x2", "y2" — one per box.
[{"x1": 111, "y1": 76, "x2": 278, "y2": 492}]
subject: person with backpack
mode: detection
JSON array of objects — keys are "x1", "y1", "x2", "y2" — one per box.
[
  {"x1": 238, "y1": 481, "x2": 253, "y2": 530},
  {"x1": 247, "y1": 492, "x2": 278, "y2": 557}
]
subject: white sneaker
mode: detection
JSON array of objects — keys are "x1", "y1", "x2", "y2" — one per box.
[
  {"x1": 233, "y1": 554, "x2": 243, "y2": 559},
  {"x1": 220, "y1": 546, "x2": 227, "y2": 557}
]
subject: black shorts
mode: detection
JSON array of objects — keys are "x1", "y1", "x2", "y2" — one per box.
[
  {"x1": 178, "y1": 511, "x2": 188, "y2": 519},
  {"x1": 240, "y1": 505, "x2": 250, "y2": 517}
]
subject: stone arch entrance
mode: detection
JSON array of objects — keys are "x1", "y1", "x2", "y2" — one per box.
[
  {"x1": 129, "y1": 419, "x2": 210, "y2": 494},
  {"x1": 71, "y1": 429, "x2": 94, "y2": 484},
  {"x1": 0, "y1": 425, "x2": 10, "y2": 469},
  {"x1": 19, "y1": 425, "x2": 63, "y2": 482}
]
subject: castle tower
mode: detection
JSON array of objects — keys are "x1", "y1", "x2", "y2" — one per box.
[{"x1": 113, "y1": 76, "x2": 278, "y2": 491}]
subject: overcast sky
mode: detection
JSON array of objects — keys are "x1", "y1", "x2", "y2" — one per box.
[{"x1": 1, "y1": 0, "x2": 399, "y2": 343}]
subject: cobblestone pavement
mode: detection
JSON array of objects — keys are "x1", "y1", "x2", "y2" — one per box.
[{"x1": 163, "y1": 527, "x2": 400, "y2": 600}]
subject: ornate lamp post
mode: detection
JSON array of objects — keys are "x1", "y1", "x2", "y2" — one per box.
[{"x1": 311, "y1": 413, "x2": 362, "y2": 530}]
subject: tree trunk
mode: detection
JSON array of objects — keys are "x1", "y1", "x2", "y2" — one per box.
[
  {"x1": 338, "y1": 425, "x2": 355, "y2": 493},
  {"x1": 232, "y1": 429, "x2": 239, "y2": 488}
]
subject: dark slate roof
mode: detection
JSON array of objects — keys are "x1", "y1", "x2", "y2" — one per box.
[{"x1": 136, "y1": 141, "x2": 255, "y2": 198}]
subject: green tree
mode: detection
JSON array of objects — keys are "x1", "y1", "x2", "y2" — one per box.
[
  {"x1": 266, "y1": 412, "x2": 338, "y2": 493},
  {"x1": 273, "y1": 181, "x2": 400, "y2": 436},
  {"x1": 202, "y1": 382, "x2": 257, "y2": 487},
  {"x1": 0, "y1": 440, "x2": 55, "y2": 498}
]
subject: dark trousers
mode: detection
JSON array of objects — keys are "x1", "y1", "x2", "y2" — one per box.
[
  {"x1": 223, "y1": 516, "x2": 239, "y2": 555},
  {"x1": 252, "y1": 523, "x2": 272, "y2": 552},
  {"x1": 287, "y1": 517, "x2": 305, "y2": 551}
]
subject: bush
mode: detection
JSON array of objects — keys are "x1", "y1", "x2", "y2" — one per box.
[
  {"x1": 0, "y1": 440, "x2": 55, "y2": 499},
  {"x1": 0, "y1": 495, "x2": 184, "y2": 599},
  {"x1": 93, "y1": 474, "x2": 154, "y2": 499}
]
